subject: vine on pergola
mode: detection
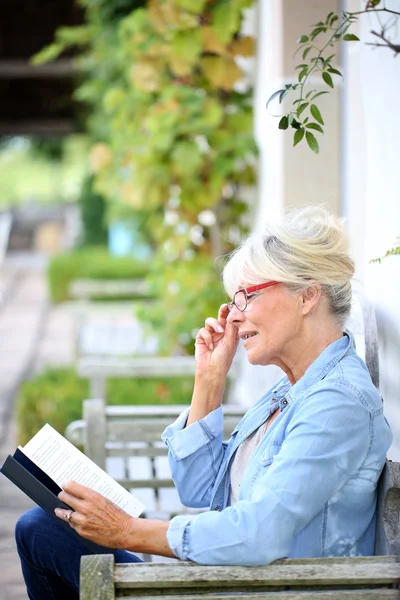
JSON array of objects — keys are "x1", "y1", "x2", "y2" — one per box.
[{"x1": 34, "y1": 0, "x2": 258, "y2": 353}]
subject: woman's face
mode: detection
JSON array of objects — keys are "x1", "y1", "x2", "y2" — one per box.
[{"x1": 226, "y1": 282, "x2": 304, "y2": 367}]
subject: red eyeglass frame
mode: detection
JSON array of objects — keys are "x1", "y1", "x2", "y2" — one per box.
[{"x1": 229, "y1": 280, "x2": 280, "y2": 312}]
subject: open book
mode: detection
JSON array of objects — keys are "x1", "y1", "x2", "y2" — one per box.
[{"x1": 0, "y1": 424, "x2": 145, "y2": 553}]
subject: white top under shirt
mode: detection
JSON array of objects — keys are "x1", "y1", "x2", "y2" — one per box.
[{"x1": 229, "y1": 419, "x2": 269, "y2": 506}]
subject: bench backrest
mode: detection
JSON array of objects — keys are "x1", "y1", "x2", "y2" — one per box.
[
  {"x1": 77, "y1": 356, "x2": 198, "y2": 399},
  {"x1": 66, "y1": 400, "x2": 244, "y2": 515}
]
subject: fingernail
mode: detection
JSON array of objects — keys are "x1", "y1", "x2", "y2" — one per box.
[
  {"x1": 209, "y1": 344, "x2": 213, "y2": 350},
  {"x1": 217, "y1": 326, "x2": 224, "y2": 333}
]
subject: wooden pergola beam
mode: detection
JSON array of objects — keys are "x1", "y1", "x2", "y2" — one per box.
[
  {"x1": 0, "y1": 59, "x2": 75, "y2": 79},
  {"x1": 0, "y1": 120, "x2": 77, "y2": 135}
]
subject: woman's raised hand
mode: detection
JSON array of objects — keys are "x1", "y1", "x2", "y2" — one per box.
[{"x1": 195, "y1": 303, "x2": 239, "y2": 378}]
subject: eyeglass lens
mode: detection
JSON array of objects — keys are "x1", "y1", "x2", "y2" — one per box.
[{"x1": 233, "y1": 290, "x2": 247, "y2": 311}]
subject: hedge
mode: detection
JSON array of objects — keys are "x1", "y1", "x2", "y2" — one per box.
[
  {"x1": 16, "y1": 367, "x2": 193, "y2": 445},
  {"x1": 47, "y1": 248, "x2": 151, "y2": 303}
]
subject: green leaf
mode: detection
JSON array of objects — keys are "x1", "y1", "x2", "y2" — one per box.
[
  {"x1": 306, "y1": 131, "x2": 319, "y2": 153},
  {"x1": 291, "y1": 118, "x2": 301, "y2": 130},
  {"x1": 306, "y1": 122, "x2": 324, "y2": 133},
  {"x1": 322, "y1": 72, "x2": 334, "y2": 88},
  {"x1": 330, "y1": 15, "x2": 339, "y2": 25},
  {"x1": 311, "y1": 90, "x2": 329, "y2": 101},
  {"x1": 293, "y1": 128, "x2": 305, "y2": 146},
  {"x1": 279, "y1": 116, "x2": 289, "y2": 130},
  {"x1": 31, "y1": 43, "x2": 64, "y2": 65},
  {"x1": 298, "y1": 68, "x2": 308, "y2": 82},
  {"x1": 343, "y1": 34, "x2": 360, "y2": 41},
  {"x1": 310, "y1": 27, "x2": 326, "y2": 40},
  {"x1": 295, "y1": 63, "x2": 308, "y2": 70},
  {"x1": 302, "y1": 46, "x2": 313, "y2": 60},
  {"x1": 266, "y1": 89, "x2": 284, "y2": 110},
  {"x1": 279, "y1": 88, "x2": 291, "y2": 103},
  {"x1": 327, "y1": 67, "x2": 343, "y2": 77},
  {"x1": 211, "y1": 3, "x2": 242, "y2": 44},
  {"x1": 297, "y1": 102, "x2": 309, "y2": 117},
  {"x1": 310, "y1": 104, "x2": 324, "y2": 125},
  {"x1": 297, "y1": 35, "x2": 309, "y2": 43},
  {"x1": 288, "y1": 113, "x2": 294, "y2": 126}
]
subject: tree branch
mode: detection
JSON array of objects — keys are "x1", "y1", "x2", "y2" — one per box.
[{"x1": 368, "y1": 29, "x2": 400, "y2": 55}]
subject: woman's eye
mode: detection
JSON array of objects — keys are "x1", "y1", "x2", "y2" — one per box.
[{"x1": 246, "y1": 293, "x2": 258, "y2": 303}]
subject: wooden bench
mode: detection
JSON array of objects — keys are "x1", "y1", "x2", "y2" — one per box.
[
  {"x1": 68, "y1": 278, "x2": 151, "y2": 301},
  {"x1": 78, "y1": 459, "x2": 399, "y2": 598},
  {"x1": 80, "y1": 555, "x2": 400, "y2": 600},
  {"x1": 77, "y1": 355, "x2": 198, "y2": 399},
  {"x1": 66, "y1": 400, "x2": 245, "y2": 517}
]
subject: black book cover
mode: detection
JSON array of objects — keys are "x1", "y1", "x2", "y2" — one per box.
[{"x1": 0, "y1": 450, "x2": 114, "y2": 554}]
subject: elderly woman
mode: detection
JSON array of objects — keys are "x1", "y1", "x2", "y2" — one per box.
[{"x1": 16, "y1": 207, "x2": 392, "y2": 599}]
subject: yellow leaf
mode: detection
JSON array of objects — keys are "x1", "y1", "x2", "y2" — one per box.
[
  {"x1": 200, "y1": 56, "x2": 242, "y2": 90},
  {"x1": 120, "y1": 183, "x2": 144, "y2": 209},
  {"x1": 130, "y1": 60, "x2": 162, "y2": 92},
  {"x1": 201, "y1": 27, "x2": 227, "y2": 55},
  {"x1": 169, "y1": 56, "x2": 193, "y2": 77},
  {"x1": 148, "y1": 0, "x2": 197, "y2": 32},
  {"x1": 229, "y1": 36, "x2": 255, "y2": 57},
  {"x1": 89, "y1": 143, "x2": 113, "y2": 173}
]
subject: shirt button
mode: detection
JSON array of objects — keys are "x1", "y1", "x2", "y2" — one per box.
[
  {"x1": 214, "y1": 505, "x2": 221, "y2": 511},
  {"x1": 282, "y1": 399, "x2": 288, "y2": 406}
]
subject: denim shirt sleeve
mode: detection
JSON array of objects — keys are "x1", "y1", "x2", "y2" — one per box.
[
  {"x1": 161, "y1": 406, "x2": 227, "y2": 508},
  {"x1": 166, "y1": 382, "x2": 375, "y2": 565}
]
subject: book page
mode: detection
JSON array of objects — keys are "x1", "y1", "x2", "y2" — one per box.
[{"x1": 21, "y1": 424, "x2": 145, "y2": 518}]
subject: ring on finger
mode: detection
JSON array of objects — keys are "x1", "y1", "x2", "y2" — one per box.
[{"x1": 64, "y1": 510, "x2": 73, "y2": 523}]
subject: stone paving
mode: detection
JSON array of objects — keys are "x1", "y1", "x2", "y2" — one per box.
[{"x1": 0, "y1": 258, "x2": 75, "y2": 600}]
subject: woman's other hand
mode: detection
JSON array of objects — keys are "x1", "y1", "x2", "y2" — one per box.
[
  {"x1": 55, "y1": 481, "x2": 132, "y2": 548},
  {"x1": 195, "y1": 303, "x2": 239, "y2": 378},
  {"x1": 55, "y1": 481, "x2": 175, "y2": 557}
]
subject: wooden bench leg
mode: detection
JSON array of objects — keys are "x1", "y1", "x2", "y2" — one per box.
[{"x1": 80, "y1": 554, "x2": 115, "y2": 600}]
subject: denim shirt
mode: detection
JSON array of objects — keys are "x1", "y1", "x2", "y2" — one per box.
[{"x1": 162, "y1": 333, "x2": 392, "y2": 565}]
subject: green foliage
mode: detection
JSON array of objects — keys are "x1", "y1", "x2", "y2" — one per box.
[
  {"x1": 370, "y1": 244, "x2": 400, "y2": 264},
  {"x1": 35, "y1": 0, "x2": 257, "y2": 352},
  {"x1": 16, "y1": 367, "x2": 192, "y2": 445},
  {"x1": 266, "y1": 2, "x2": 400, "y2": 153},
  {"x1": 137, "y1": 253, "x2": 228, "y2": 353},
  {"x1": 47, "y1": 248, "x2": 149, "y2": 303},
  {"x1": 79, "y1": 175, "x2": 108, "y2": 247}
]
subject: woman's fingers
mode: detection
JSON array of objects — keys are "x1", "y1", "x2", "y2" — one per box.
[
  {"x1": 204, "y1": 317, "x2": 224, "y2": 333},
  {"x1": 196, "y1": 327, "x2": 219, "y2": 350},
  {"x1": 218, "y1": 303, "x2": 231, "y2": 323}
]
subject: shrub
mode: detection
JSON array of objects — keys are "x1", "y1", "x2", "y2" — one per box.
[
  {"x1": 16, "y1": 367, "x2": 193, "y2": 445},
  {"x1": 79, "y1": 175, "x2": 108, "y2": 247},
  {"x1": 47, "y1": 248, "x2": 150, "y2": 303}
]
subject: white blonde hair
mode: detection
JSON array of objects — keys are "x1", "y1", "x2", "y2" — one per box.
[{"x1": 222, "y1": 206, "x2": 355, "y2": 327}]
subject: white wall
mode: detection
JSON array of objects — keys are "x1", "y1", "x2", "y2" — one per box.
[{"x1": 342, "y1": 0, "x2": 400, "y2": 459}]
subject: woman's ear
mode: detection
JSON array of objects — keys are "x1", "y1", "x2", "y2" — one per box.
[{"x1": 300, "y1": 285, "x2": 321, "y2": 316}]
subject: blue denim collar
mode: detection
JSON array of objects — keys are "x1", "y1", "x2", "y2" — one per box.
[
  {"x1": 286, "y1": 332, "x2": 352, "y2": 403},
  {"x1": 268, "y1": 332, "x2": 353, "y2": 409}
]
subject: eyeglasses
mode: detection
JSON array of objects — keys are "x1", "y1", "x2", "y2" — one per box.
[{"x1": 228, "y1": 281, "x2": 280, "y2": 312}]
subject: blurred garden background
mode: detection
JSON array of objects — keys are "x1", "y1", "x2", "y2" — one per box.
[{"x1": 0, "y1": 1, "x2": 400, "y2": 597}]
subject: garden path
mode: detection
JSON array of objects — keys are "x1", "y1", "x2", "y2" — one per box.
[{"x1": 0, "y1": 254, "x2": 75, "y2": 600}]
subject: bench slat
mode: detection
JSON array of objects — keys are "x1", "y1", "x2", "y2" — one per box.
[
  {"x1": 114, "y1": 560, "x2": 400, "y2": 589},
  {"x1": 116, "y1": 592, "x2": 400, "y2": 600},
  {"x1": 106, "y1": 418, "x2": 241, "y2": 444}
]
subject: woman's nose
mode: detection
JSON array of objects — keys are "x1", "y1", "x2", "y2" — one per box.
[{"x1": 226, "y1": 304, "x2": 245, "y2": 324}]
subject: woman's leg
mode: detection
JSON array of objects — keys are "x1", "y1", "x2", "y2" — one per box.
[{"x1": 15, "y1": 507, "x2": 143, "y2": 600}]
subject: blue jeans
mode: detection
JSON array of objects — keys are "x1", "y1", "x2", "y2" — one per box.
[{"x1": 15, "y1": 507, "x2": 143, "y2": 600}]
